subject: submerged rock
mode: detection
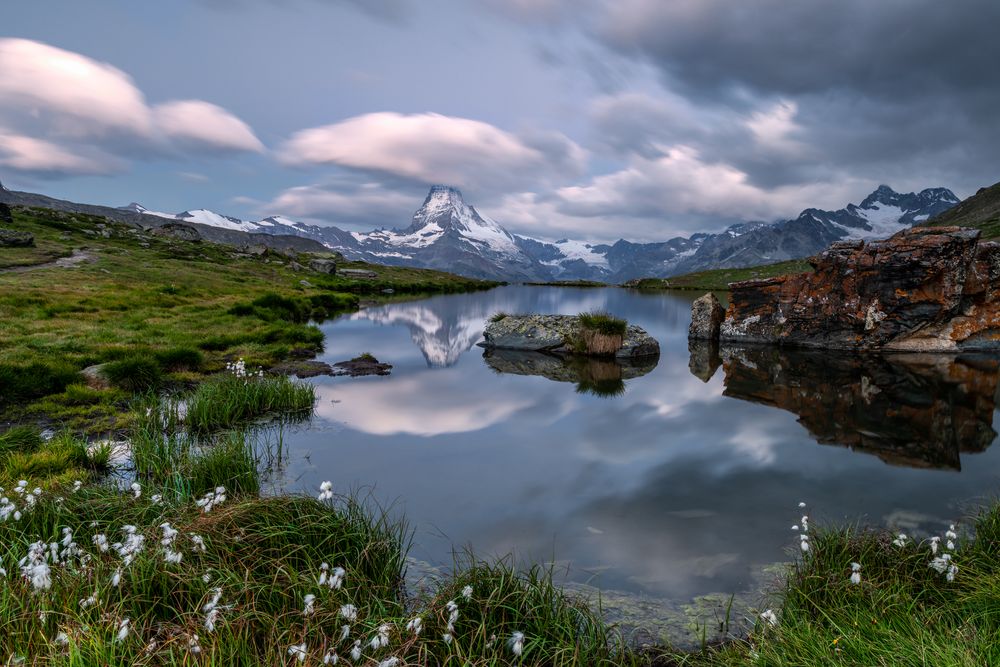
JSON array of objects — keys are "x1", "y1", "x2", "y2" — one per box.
[
  {"x1": 332, "y1": 355, "x2": 393, "y2": 377},
  {"x1": 481, "y1": 314, "x2": 659, "y2": 359},
  {"x1": 697, "y1": 226, "x2": 1000, "y2": 351}
]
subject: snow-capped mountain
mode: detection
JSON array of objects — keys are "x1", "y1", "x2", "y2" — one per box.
[{"x1": 126, "y1": 184, "x2": 959, "y2": 282}]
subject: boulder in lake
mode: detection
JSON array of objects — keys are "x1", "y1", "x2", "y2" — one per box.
[{"x1": 480, "y1": 314, "x2": 659, "y2": 359}]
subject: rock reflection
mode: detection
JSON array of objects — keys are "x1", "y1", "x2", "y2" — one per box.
[
  {"x1": 484, "y1": 349, "x2": 659, "y2": 398},
  {"x1": 689, "y1": 343, "x2": 999, "y2": 469}
]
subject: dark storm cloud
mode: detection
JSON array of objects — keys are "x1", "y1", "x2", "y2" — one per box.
[{"x1": 592, "y1": 0, "x2": 1000, "y2": 194}]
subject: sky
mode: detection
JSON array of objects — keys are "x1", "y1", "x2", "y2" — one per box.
[{"x1": 3, "y1": 0, "x2": 1000, "y2": 243}]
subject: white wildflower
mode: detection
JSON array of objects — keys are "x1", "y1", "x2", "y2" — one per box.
[
  {"x1": 339, "y1": 604, "x2": 357, "y2": 622},
  {"x1": 930, "y1": 536, "x2": 940, "y2": 555},
  {"x1": 947, "y1": 564, "x2": 958, "y2": 582},
  {"x1": 323, "y1": 651, "x2": 339, "y2": 665},
  {"x1": 508, "y1": 631, "x2": 525, "y2": 657},
  {"x1": 461, "y1": 584, "x2": 473, "y2": 601},
  {"x1": 377, "y1": 658, "x2": 400, "y2": 667},
  {"x1": 189, "y1": 634, "x2": 201, "y2": 654},
  {"x1": 442, "y1": 633, "x2": 452, "y2": 645},
  {"x1": 111, "y1": 568, "x2": 121, "y2": 588},
  {"x1": 318, "y1": 481, "x2": 334, "y2": 501},
  {"x1": 130, "y1": 482, "x2": 141, "y2": 499},
  {"x1": 760, "y1": 610, "x2": 778, "y2": 627},
  {"x1": 892, "y1": 533, "x2": 908, "y2": 547},
  {"x1": 350, "y1": 641, "x2": 362, "y2": 660},
  {"x1": 850, "y1": 562, "x2": 862, "y2": 585},
  {"x1": 406, "y1": 616, "x2": 422, "y2": 635},
  {"x1": 801, "y1": 515, "x2": 809, "y2": 532},
  {"x1": 303, "y1": 593, "x2": 316, "y2": 616},
  {"x1": 288, "y1": 643, "x2": 307, "y2": 663},
  {"x1": 369, "y1": 624, "x2": 390, "y2": 650},
  {"x1": 116, "y1": 618, "x2": 130, "y2": 642},
  {"x1": 80, "y1": 595, "x2": 98, "y2": 609},
  {"x1": 798, "y1": 502, "x2": 806, "y2": 508},
  {"x1": 150, "y1": 494, "x2": 162, "y2": 505},
  {"x1": 72, "y1": 481, "x2": 82, "y2": 493},
  {"x1": 190, "y1": 534, "x2": 206, "y2": 552},
  {"x1": 55, "y1": 631, "x2": 69, "y2": 646},
  {"x1": 327, "y1": 566, "x2": 345, "y2": 590},
  {"x1": 446, "y1": 599, "x2": 459, "y2": 632}
]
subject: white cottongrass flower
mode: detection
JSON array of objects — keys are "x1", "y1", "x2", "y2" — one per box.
[
  {"x1": 303, "y1": 594, "x2": 316, "y2": 616},
  {"x1": 55, "y1": 631, "x2": 69, "y2": 646},
  {"x1": 801, "y1": 515, "x2": 809, "y2": 532},
  {"x1": 319, "y1": 562, "x2": 329, "y2": 585},
  {"x1": 150, "y1": 494, "x2": 163, "y2": 505},
  {"x1": 190, "y1": 534, "x2": 206, "y2": 552},
  {"x1": 930, "y1": 536, "x2": 941, "y2": 555},
  {"x1": 946, "y1": 563, "x2": 958, "y2": 582},
  {"x1": 929, "y1": 553, "x2": 952, "y2": 574},
  {"x1": 406, "y1": 616, "x2": 423, "y2": 635},
  {"x1": 202, "y1": 573, "x2": 212, "y2": 584},
  {"x1": 80, "y1": 595, "x2": 98, "y2": 609},
  {"x1": 72, "y1": 481, "x2": 82, "y2": 493},
  {"x1": 369, "y1": 624, "x2": 391, "y2": 650},
  {"x1": 196, "y1": 487, "x2": 227, "y2": 514},
  {"x1": 892, "y1": 533, "x2": 908, "y2": 547},
  {"x1": 442, "y1": 633, "x2": 452, "y2": 645},
  {"x1": 327, "y1": 566, "x2": 345, "y2": 590},
  {"x1": 318, "y1": 481, "x2": 334, "y2": 501},
  {"x1": 445, "y1": 599, "x2": 459, "y2": 632},
  {"x1": 204, "y1": 607, "x2": 220, "y2": 633},
  {"x1": 850, "y1": 562, "x2": 862, "y2": 585},
  {"x1": 790, "y1": 525, "x2": 799, "y2": 531},
  {"x1": 339, "y1": 604, "x2": 358, "y2": 621},
  {"x1": 189, "y1": 634, "x2": 202, "y2": 654},
  {"x1": 798, "y1": 502, "x2": 806, "y2": 508},
  {"x1": 203, "y1": 587, "x2": 223, "y2": 613},
  {"x1": 116, "y1": 618, "x2": 130, "y2": 642},
  {"x1": 111, "y1": 568, "x2": 122, "y2": 588},
  {"x1": 323, "y1": 651, "x2": 339, "y2": 665},
  {"x1": 800, "y1": 535, "x2": 810, "y2": 553},
  {"x1": 508, "y1": 631, "x2": 525, "y2": 657},
  {"x1": 288, "y1": 643, "x2": 307, "y2": 663},
  {"x1": 341, "y1": 624, "x2": 351, "y2": 641},
  {"x1": 378, "y1": 658, "x2": 400, "y2": 667},
  {"x1": 93, "y1": 534, "x2": 109, "y2": 553},
  {"x1": 164, "y1": 549, "x2": 183, "y2": 564},
  {"x1": 946, "y1": 525, "x2": 958, "y2": 541},
  {"x1": 461, "y1": 585, "x2": 473, "y2": 601},
  {"x1": 760, "y1": 609, "x2": 778, "y2": 627},
  {"x1": 350, "y1": 641, "x2": 362, "y2": 661},
  {"x1": 130, "y1": 482, "x2": 142, "y2": 499}
]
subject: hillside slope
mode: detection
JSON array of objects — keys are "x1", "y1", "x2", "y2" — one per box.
[{"x1": 926, "y1": 180, "x2": 1000, "y2": 238}]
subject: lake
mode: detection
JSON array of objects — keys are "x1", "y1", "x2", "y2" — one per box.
[{"x1": 271, "y1": 285, "x2": 1000, "y2": 641}]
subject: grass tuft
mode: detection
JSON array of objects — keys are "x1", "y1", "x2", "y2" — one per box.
[{"x1": 185, "y1": 372, "x2": 315, "y2": 434}]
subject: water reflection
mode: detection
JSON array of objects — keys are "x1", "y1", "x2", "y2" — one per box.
[
  {"x1": 284, "y1": 286, "x2": 1000, "y2": 642},
  {"x1": 483, "y1": 349, "x2": 659, "y2": 397},
  {"x1": 692, "y1": 344, "x2": 999, "y2": 470}
]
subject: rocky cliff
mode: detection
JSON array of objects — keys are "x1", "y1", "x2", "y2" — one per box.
[{"x1": 703, "y1": 226, "x2": 1000, "y2": 351}]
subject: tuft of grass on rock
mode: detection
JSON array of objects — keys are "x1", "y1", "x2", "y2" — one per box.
[{"x1": 578, "y1": 311, "x2": 628, "y2": 336}]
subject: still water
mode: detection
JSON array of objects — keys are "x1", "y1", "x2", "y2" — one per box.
[{"x1": 272, "y1": 285, "x2": 1000, "y2": 636}]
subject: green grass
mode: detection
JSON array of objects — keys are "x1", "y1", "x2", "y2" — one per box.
[
  {"x1": 0, "y1": 204, "x2": 498, "y2": 427},
  {"x1": 578, "y1": 311, "x2": 628, "y2": 336},
  {"x1": 102, "y1": 355, "x2": 164, "y2": 392},
  {"x1": 0, "y1": 429, "x2": 110, "y2": 489},
  {"x1": 489, "y1": 311, "x2": 510, "y2": 323},
  {"x1": 629, "y1": 259, "x2": 813, "y2": 292},
  {"x1": 184, "y1": 371, "x2": 316, "y2": 435},
  {"x1": 655, "y1": 504, "x2": 1000, "y2": 666}
]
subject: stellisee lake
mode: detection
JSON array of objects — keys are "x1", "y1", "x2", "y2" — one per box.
[{"x1": 269, "y1": 285, "x2": 1000, "y2": 641}]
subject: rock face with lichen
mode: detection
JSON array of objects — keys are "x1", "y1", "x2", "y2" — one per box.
[
  {"x1": 688, "y1": 293, "x2": 725, "y2": 340},
  {"x1": 699, "y1": 226, "x2": 1000, "y2": 351},
  {"x1": 480, "y1": 314, "x2": 659, "y2": 359}
]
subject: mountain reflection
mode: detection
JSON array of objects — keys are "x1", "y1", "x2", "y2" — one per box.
[
  {"x1": 483, "y1": 349, "x2": 659, "y2": 398},
  {"x1": 690, "y1": 343, "x2": 999, "y2": 470}
]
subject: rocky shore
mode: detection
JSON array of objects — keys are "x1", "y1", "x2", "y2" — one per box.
[{"x1": 690, "y1": 226, "x2": 1000, "y2": 351}]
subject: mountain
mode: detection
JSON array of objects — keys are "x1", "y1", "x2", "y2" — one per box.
[
  {"x1": 924, "y1": 180, "x2": 1000, "y2": 238},
  {"x1": 2, "y1": 177, "x2": 962, "y2": 281}
]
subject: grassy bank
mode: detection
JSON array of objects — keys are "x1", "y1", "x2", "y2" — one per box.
[
  {"x1": 627, "y1": 260, "x2": 812, "y2": 292},
  {"x1": 0, "y1": 205, "x2": 498, "y2": 429},
  {"x1": 2, "y1": 369, "x2": 999, "y2": 664}
]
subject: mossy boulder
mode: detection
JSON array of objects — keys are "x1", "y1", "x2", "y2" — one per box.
[{"x1": 480, "y1": 314, "x2": 659, "y2": 359}]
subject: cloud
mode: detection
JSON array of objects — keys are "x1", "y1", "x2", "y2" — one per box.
[
  {"x1": 278, "y1": 112, "x2": 586, "y2": 195},
  {"x1": 153, "y1": 101, "x2": 265, "y2": 154},
  {"x1": 262, "y1": 177, "x2": 420, "y2": 227},
  {"x1": 0, "y1": 132, "x2": 120, "y2": 176},
  {"x1": 0, "y1": 38, "x2": 264, "y2": 177}
]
